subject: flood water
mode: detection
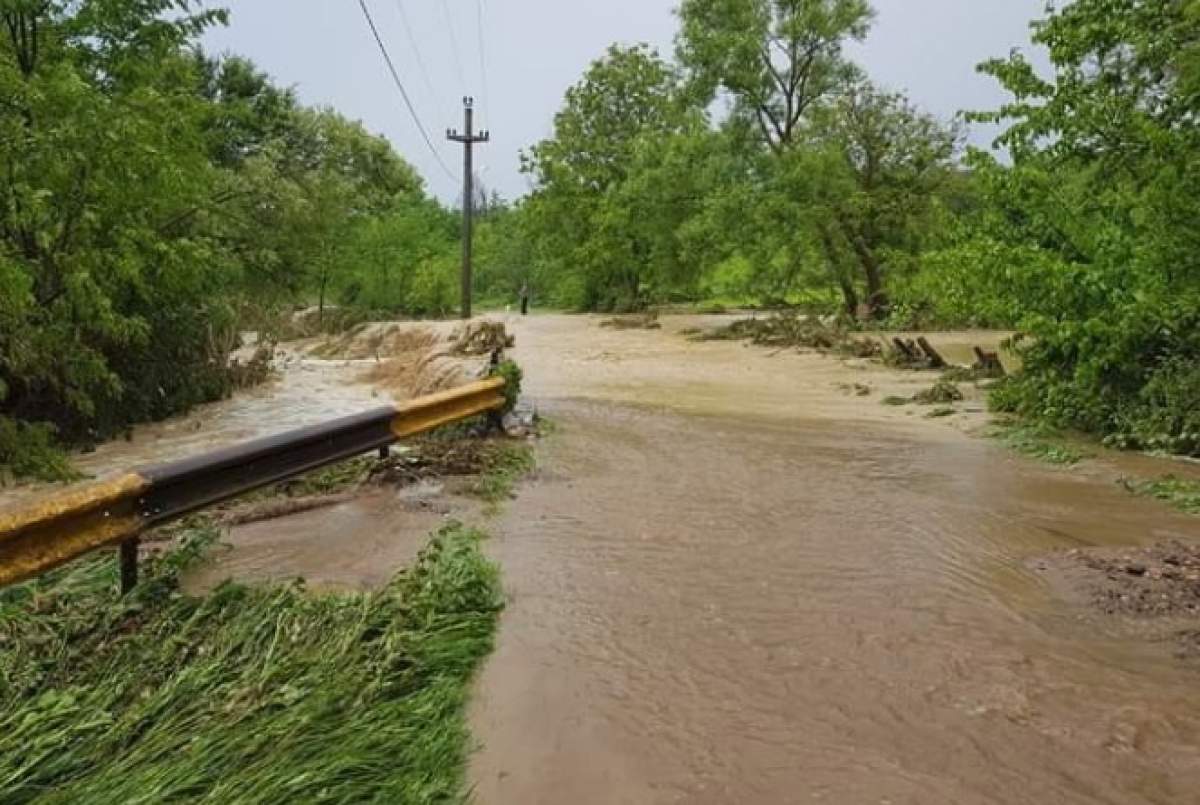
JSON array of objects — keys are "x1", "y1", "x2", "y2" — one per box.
[
  {"x1": 6, "y1": 313, "x2": 1198, "y2": 802},
  {"x1": 470, "y1": 315, "x2": 1200, "y2": 804}
]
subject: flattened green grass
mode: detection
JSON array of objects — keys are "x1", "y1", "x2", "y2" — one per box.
[
  {"x1": 470, "y1": 443, "x2": 535, "y2": 508},
  {"x1": 988, "y1": 422, "x2": 1089, "y2": 465},
  {"x1": 0, "y1": 522, "x2": 501, "y2": 804},
  {"x1": 1120, "y1": 475, "x2": 1200, "y2": 515}
]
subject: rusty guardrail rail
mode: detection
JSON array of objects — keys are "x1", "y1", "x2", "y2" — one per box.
[{"x1": 0, "y1": 377, "x2": 506, "y2": 592}]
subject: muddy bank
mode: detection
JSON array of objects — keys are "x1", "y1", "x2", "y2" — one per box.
[{"x1": 1034, "y1": 541, "x2": 1200, "y2": 661}]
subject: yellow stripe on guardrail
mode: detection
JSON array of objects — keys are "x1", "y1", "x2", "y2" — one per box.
[
  {"x1": 0, "y1": 376, "x2": 509, "y2": 591},
  {"x1": 0, "y1": 473, "x2": 149, "y2": 588}
]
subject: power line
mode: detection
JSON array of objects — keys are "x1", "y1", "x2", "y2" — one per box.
[
  {"x1": 393, "y1": 0, "x2": 450, "y2": 124},
  {"x1": 475, "y1": 0, "x2": 490, "y2": 128},
  {"x1": 356, "y1": 0, "x2": 457, "y2": 182},
  {"x1": 441, "y1": 0, "x2": 468, "y2": 94}
]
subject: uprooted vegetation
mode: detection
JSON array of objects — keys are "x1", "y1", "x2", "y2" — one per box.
[
  {"x1": 878, "y1": 378, "x2": 965, "y2": 409},
  {"x1": 215, "y1": 431, "x2": 537, "y2": 528},
  {"x1": 988, "y1": 421, "x2": 1089, "y2": 465},
  {"x1": 697, "y1": 312, "x2": 881, "y2": 358},
  {"x1": 600, "y1": 312, "x2": 662, "y2": 330},
  {"x1": 0, "y1": 522, "x2": 501, "y2": 801},
  {"x1": 1119, "y1": 476, "x2": 1200, "y2": 516}
]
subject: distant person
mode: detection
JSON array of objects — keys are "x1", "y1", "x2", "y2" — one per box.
[{"x1": 519, "y1": 281, "x2": 530, "y2": 316}]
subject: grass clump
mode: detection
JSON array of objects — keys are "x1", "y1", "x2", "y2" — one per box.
[
  {"x1": 990, "y1": 422, "x2": 1089, "y2": 465},
  {"x1": 471, "y1": 442, "x2": 536, "y2": 507},
  {"x1": 913, "y1": 379, "x2": 964, "y2": 405},
  {"x1": 1120, "y1": 475, "x2": 1200, "y2": 515},
  {"x1": 0, "y1": 522, "x2": 501, "y2": 803},
  {"x1": 882, "y1": 395, "x2": 911, "y2": 407}
]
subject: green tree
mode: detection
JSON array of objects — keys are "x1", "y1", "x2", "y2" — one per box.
[
  {"x1": 522, "y1": 44, "x2": 696, "y2": 309},
  {"x1": 677, "y1": 0, "x2": 873, "y2": 153},
  {"x1": 967, "y1": 0, "x2": 1200, "y2": 454}
]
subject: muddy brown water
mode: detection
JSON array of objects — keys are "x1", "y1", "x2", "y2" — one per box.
[
  {"x1": 469, "y1": 315, "x2": 1200, "y2": 804},
  {"x1": 6, "y1": 314, "x2": 1198, "y2": 802}
]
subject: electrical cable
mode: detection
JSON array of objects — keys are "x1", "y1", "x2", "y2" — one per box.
[{"x1": 356, "y1": 0, "x2": 458, "y2": 182}]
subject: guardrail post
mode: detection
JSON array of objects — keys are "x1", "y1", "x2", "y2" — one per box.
[{"x1": 119, "y1": 538, "x2": 139, "y2": 594}]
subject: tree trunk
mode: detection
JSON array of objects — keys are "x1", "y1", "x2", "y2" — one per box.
[
  {"x1": 842, "y1": 224, "x2": 888, "y2": 319},
  {"x1": 318, "y1": 264, "x2": 329, "y2": 326},
  {"x1": 818, "y1": 225, "x2": 858, "y2": 317}
]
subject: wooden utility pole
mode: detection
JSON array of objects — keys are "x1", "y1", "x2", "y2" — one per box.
[{"x1": 447, "y1": 97, "x2": 489, "y2": 319}]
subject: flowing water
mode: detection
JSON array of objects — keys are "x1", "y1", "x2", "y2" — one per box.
[
  {"x1": 6, "y1": 313, "x2": 1198, "y2": 802},
  {"x1": 470, "y1": 315, "x2": 1200, "y2": 804}
]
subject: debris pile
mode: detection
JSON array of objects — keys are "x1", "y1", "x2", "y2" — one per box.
[
  {"x1": 702, "y1": 312, "x2": 881, "y2": 357},
  {"x1": 1072, "y1": 541, "x2": 1200, "y2": 618},
  {"x1": 600, "y1": 312, "x2": 662, "y2": 330},
  {"x1": 913, "y1": 379, "x2": 965, "y2": 405}
]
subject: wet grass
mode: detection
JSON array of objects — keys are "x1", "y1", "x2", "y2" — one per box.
[
  {"x1": 470, "y1": 442, "x2": 536, "y2": 509},
  {"x1": 1120, "y1": 476, "x2": 1200, "y2": 515},
  {"x1": 0, "y1": 522, "x2": 501, "y2": 803},
  {"x1": 912, "y1": 379, "x2": 964, "y2": 405},
  {"x1": 990, "y1": 422, "x2": 1089, "y2": 465}
]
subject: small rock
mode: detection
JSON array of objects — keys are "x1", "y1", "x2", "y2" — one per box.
[{"x1": 1126, "y1": 563, "x2": 1148, "y2": 576}]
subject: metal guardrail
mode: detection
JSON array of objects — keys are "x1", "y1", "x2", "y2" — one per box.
[{"x1": 0, "y1": 377, "x2": 507, "y2": 592}]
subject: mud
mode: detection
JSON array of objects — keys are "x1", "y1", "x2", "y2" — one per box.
[
  {"x1": 470, "y1": 314, "x2": 1200, "y2": 805},
  {"x1": 183, "y1": 489, "x2": 461, "y2": 594},
  {"x1": 1037, "y1": 542, "x2": 1200, "y2": 619}
]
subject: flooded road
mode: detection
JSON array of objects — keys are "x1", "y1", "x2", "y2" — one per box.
[
  {"x1": 470, "y1": 315, "x2": 1200, "y2": 804},
  {"x1": 6, "y1": 311, "x2": 1197, "y2": 802}
]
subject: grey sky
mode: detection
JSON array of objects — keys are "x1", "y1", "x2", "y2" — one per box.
[{"x1": 202, "y1": 1, "x2": 1050, "y2": 202}]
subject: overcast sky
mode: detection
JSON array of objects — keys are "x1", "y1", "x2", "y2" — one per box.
[{"x1": 202, "y1": 0, "x2": 1050, "y2": 202}]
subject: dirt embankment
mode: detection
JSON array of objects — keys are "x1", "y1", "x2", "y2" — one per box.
[{"x1": 1035, "y1": 541, "x2": 1200, "y2": 660}]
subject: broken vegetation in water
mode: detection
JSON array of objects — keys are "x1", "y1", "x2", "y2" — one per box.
[
  {"x1": 912, "y1": 379, "x2": 965, "y2": 405},
  {"x1": 989, "y1": 421, "x2": 1089, "y2": 465},
  {"x1": 0, "y1": 522, "x2": 502, "y2": 802},
  {"x1": 1119, "y1": 475, "x2": 1200, "y2": 515},
  {"x1": 697, "y1": 312, "x2": 881, "y2": 358},
  {"x1": 217, "y1": 428, "x2": 537, "y2": 524}
]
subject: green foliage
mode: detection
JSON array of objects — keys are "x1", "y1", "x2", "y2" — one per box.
[
  {"x1": 0, "y1": 419, "x2": 78, "y2": 483},
  {"x1": 520, "y1": 44, "x2": 702, "y2": 311},
  {"x1": 959, "y1": 0, "x2": 1200, "y2": 456},
  {"x1": 1120, "y1": 475, "x2": 1200, "y2": 515},
  {"x1": 677, "y1": 0, "x2": 873, "y2": 153},
  {"x1": 491, "y1": 359, "x2": 523, "y2": 415},
  {"x1": 470, "y1": 443, "x2": 535, "y2": 507},
  {"x1": 989, "y1": 422, "x2": 1088, "y2": 466},
  {"x1": 0, "y1": 522, "x2": 501, "y2": 802},
  {"x1": 0, "y1": 2, "x2": 450, "y2": 478}
]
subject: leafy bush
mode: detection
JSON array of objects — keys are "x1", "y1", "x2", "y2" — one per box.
[
  {"x1": 0, "y1": 418, "x2": 77, "y2": 484},
  {"x1": 491, "y1": 359, "x2": 523, "y2": 415}
]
